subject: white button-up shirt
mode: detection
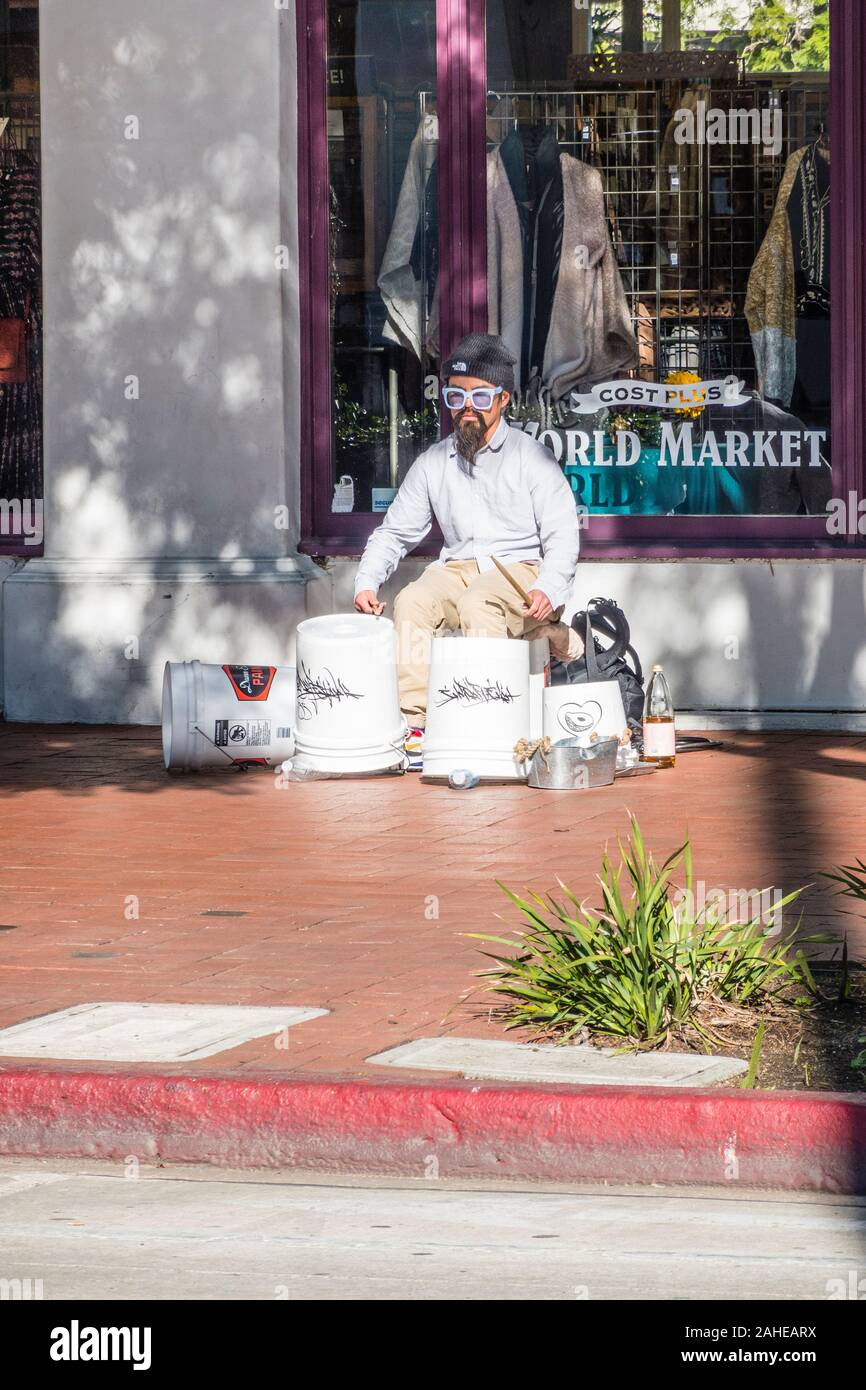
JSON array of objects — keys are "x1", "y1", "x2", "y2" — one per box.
[{"x1": 354, "y1": 418, "x2": 580, "y2": 609}]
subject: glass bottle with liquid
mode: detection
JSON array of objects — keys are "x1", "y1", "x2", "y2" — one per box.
[{"x1": 642, "y1": 664, "x2": 676, "y2": 768}]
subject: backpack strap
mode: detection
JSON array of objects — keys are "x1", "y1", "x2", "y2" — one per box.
[
  {"x1": 591, "y1": 598, "x2": 631, "y2": 654},
  {"x1": 625, "y1": 641, "x2": 643, "y2": 684},
  {"x1": 576, "y1": 609, "x2": 603, "y2": 681},
  {"x1": 572, "y1": 598, "x2": 631, "y2": 666}
]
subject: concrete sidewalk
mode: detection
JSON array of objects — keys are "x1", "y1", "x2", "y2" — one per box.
[{"x1": 0, "y1": 725, "x2": 863, "y2": 1081}]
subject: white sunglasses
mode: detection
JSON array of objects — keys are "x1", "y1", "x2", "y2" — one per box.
[{"x1": 442, "y1": 385, "x2": 504, "y2": 411}]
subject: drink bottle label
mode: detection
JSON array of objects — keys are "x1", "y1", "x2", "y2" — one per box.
[{"x1": 643, "y1": 721, "x2": 676, "y2": 757}]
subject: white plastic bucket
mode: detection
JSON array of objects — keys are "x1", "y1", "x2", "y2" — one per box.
[
  {"x1": 162, "y1": 662, "x2": 296, "y2": 771},
  {"x1": 543, "y1": 680, "x2": 627, "y2": 745},
  {"x1": 422, "y1": 636, "x2": 539, "y2": 781},
  {"x1": 527, "y1": 636, "x2": 550, "y2": 740},
  {"x1": 291, "y1": 613, "x2": 406, "y2": 774}
]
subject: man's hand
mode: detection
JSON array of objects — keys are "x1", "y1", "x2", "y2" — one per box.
[
  {"x1": 355, "y1": 589, "x2": 386, "y2": 616},
  {"x1": 524, "y1": 588, "x2": 553, "y2": 622}
]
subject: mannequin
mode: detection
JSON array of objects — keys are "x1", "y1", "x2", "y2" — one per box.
[{"x1": 488, "y1": 126, "x2": 638, "y2": 399}]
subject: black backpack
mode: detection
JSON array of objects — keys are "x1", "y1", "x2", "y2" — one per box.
[{"x1": 550, "y1": 597, "x2": 645, "y2": 741}]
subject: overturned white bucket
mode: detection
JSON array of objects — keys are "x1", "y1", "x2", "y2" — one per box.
[
  {"x1": 162, "y1": 662, "x2": 296, "y2": 771},
  {"x1": 422, "y1": 636, "x2": 546, "y2": 781},
  {"x1": 291, "y1": 614, "x2": 406, "y2": 774}
]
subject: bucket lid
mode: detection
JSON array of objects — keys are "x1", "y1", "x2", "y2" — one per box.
[{"x1": 297, "y1": 613, "x2": 393, "y2": 642}]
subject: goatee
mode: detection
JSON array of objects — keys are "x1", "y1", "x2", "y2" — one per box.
[{"x1": 455, "y1": 413, "x2": 485, "y2": 464}]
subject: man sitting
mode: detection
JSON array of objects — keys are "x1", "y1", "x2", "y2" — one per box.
[{"x1": 354, "y1": 332, "x2": 582, "y2": 765}]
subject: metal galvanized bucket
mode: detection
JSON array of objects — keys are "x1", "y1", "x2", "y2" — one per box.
[{"x1": 527, "y1": 737, "x2": 618, "y2": 791}]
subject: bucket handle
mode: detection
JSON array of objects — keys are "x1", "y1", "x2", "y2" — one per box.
[
  {"x1": 388, "y1": 721, "x2": 410, "y2": 774},
  {"x1": 514, "y1": 736, "x2": 551, "y2": 769},
  {"x1": 191, "y1": 722, "x2": 237, "y2": 765}
]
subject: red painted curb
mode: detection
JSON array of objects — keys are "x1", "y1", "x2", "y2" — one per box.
[{"x1": 0, "y1": 1068, "x2": 864, "y2": 1191}]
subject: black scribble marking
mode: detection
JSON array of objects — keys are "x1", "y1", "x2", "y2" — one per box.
[
  {"x1": 296, "y1": 662, "x2": 363, "y2": 720},
  {"x1": 434, "y1": 677, "x2": 517, "y2": 708}
]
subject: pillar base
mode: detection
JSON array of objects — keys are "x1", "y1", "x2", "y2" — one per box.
[{"x1": 2, "y1": 556, "x2": 324, "y2": 723}]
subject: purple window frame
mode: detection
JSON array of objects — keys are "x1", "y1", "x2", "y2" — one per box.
[{"x1": 297, "y1": 0, "x2": 866, "y2": 559}]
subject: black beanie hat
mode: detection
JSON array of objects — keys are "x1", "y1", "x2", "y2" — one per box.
[{"x1": 442, "y1": 333, "x2": 516, "y2": 394}]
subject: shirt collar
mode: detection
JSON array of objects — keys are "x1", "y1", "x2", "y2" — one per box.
[{"x1": 483, "y1": 417, "x2": 510, "y2": 454}]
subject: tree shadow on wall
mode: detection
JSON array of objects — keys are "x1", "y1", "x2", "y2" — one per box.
[{"x1": 10, "y1": 11, "x2": 308, "y2": 738}]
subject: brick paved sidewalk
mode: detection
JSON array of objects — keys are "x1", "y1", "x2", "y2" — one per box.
[{"x1": 0, "y1": 726, "x2": 863, "y2": 1080}]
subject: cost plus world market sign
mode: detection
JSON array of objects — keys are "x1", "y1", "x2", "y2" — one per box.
[
  {"x1": 571, "y1": 376, "x2": 751, "y2": 413},
  {"x1": 514, "y1": 377, "x2": 829, "y2": 516}
]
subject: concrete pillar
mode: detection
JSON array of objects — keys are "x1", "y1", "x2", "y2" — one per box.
[{"x1": 3, "y1": 0, "x2": 321, "y2": 722}]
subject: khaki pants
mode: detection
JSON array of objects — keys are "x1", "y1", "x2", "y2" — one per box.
[{"x1": 392, "y1": 559, "x2": 583, "y2": 727}]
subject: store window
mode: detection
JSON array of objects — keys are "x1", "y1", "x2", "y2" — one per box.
[
  {"x1": 0, "y1": 0, "x2": 41, "y2": 554},
  {"x1": 299, "y1": 1, "x2": 861, "y2": 552},
  {"x1": 486, "y1": 0, "x2": 832, "y2": 519},
  {"x1": 325, "y1": 0, "x2": 439, "y2": 518}
]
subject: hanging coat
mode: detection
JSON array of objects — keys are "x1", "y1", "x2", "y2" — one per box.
[
  {"x1": 488, "y1": 146, "x2": 638, "y2": 399},
  {"x1": 378, "y1": 113, "x2": 440, "y2": 360},
  {"x1": 744, "y1": 146, "x2": 808, "y2": 408}
]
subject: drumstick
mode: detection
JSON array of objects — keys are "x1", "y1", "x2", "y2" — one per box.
[{"x1": 491, "y1": 555, "x2": 533, "y2": 606}]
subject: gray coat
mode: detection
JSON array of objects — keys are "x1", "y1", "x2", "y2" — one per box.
[{"x1": 488, "y1": 149, "x2": 639, "y2": 400}]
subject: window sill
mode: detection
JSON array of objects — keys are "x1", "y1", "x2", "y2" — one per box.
[{"x1": 299, "y1": 534, "x2": 863, "y2": 563}]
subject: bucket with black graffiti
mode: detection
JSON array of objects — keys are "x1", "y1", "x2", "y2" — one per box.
[
  {"x1": 422, "y1": 636, "x2": 535, "y2": 782},
  {"x1": 161, "y1": 662, "x2": 296, "y2": 771},
  {"x1": 291, "y1": 614, "x2": 406, "y2": 775}
]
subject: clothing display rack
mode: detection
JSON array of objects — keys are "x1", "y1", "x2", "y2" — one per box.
[{"x1": 0, "y1": 90, "x2": 38, "y2": 161}]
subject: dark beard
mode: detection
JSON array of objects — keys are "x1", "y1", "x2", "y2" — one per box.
[{"x1": 455, "y1": 412, "x2": 485, "y2": 463}]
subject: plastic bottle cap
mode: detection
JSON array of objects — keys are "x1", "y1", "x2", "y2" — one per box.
[{"x1": 448, "y1": 769, "x2": 480, "y2": 789}]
